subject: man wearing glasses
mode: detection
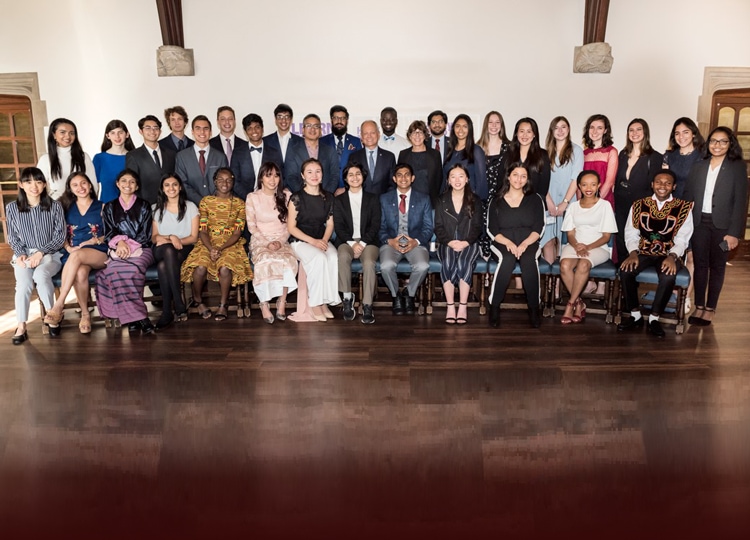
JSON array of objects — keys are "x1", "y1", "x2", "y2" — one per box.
[
  {"x1": 284, "y1": 113, "x2": 340, "y2": 193},
  {"x1": 263, "y1": 103, "x2": 303, "y2": 165},
  {"x1": 320, "y1": 105, "x2": 362, "y2": 194},
  {"x1": 126, "y1": 115, "x2": 176, "y2": 204}
]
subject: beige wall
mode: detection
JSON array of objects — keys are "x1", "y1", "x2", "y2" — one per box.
[{"x1": 2, "y1": 0, "x2": 750, "y2": 154}]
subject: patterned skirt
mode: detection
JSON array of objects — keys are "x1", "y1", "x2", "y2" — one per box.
[
  {"x1": 180, "y1": 240, "x2": 252, "y2": 286},
  {"x1": 95, "y1": 248, "x2": 155, "y2": 324}
]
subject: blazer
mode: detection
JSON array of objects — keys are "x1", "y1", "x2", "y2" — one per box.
[
  {"x1": 433, "y1": 191, "x2": 484, "y2": 246},
  {"x1": 125, "y1": 144, "x2": 176, "y2": 205},
  {"x1": 284, "y1": 140, "x2": 340, "y2": 194},
  {"x1": 347, "y1": 147, "x2": 396, "y2": 196},
  {"x1": 397, "y1": 147, "x2": 443, "y2": 205},
  {"x1": 333, "y1": 190, "x2": 381, "y2": 248},
  {"x1": 426, "y1": 135, "x2": 452, "y2": 164},
  {"x1": 263, "y1": 131, "x2": 303, "y2": 165},
  {"x1": 175, "y1": 146, "x2": 229, "y2": 206},
  {"x1": 379, "y1": 189, "x2": 434, "y2": 247},
  {"x1": 230, "y1": 142, "x2": 284, "y2": 201},
  {"x1": 209, "y1": 134, "x2": 246, "y2": 162},
  {"x1": 159, "y1": 134, "x2": 194, "y2": 154},
  {"x1": 320, "y1": 133, "x2": 363, "y2": 187},
  {"x1": 684, "y1": 158, "x2": 748, "y2": 238}
]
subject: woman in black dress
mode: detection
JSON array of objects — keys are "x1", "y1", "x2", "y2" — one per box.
[{"x1": 397, "y1": 120, "x2": 442, "y2": 205}]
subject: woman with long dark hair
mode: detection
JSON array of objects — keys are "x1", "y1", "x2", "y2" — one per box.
[
  {"x1": 42, "y1": 172, "x2": 108, "y2": 334},
  {"x1": 7, "y1": 167, "x2": 66, "y2": 344},
  {"x1": 684, "y1": 126, "x2": 748, "y2": 326},
  {"x1": 37, "y1": 118, "x2": 98, "y2": 200},
  {"x1": 151, "y1": 173, "x2": 199, "y2": 329},
  {"x1": 246, "y1": 162, "x2": 298, "y2": 323},
  {"x1": 434, "y1": 164, "x2": 483, "y2": 324},
  {"x1": 582, "y1": 114, "x2": 617, "y2": 208},
  {"x1": 94, "y1": 119, "x2": 136, "y2": 203},
  {"x1": 505, "y1": 117, "x2": 551, "y2": 202},
  {"x1": 443, "y1": 114, "x2": 488, "y2": 200}
]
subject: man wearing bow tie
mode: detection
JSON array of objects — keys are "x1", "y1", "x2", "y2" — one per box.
[
  {"x1": 320, "y1": 105, "x2": 362, "y2": 194},
  {"x1": 379, "y1": 107, "x2": 410, "y2": 158},
  {"x1": 231, "y1": 113, "x2": 284, "y2": 201}
]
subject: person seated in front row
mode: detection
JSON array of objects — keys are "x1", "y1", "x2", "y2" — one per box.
[
  {"x1": 486, "y1": 162, "x2": 546, "y2": 328},
  {"x1": 43, "y1": 172, "x2": 108, "y2": 334},
  {"x1": 433, "y1": 163, "x2": 483, "y2": 324},
  {"x1": 379, "y1": 163, "x2": 434, "y2": 315},
  {"x1": 334, "y1": 163, "x2": 381, "y2": 324},
  {"x1": 180, "y1": 168, "x2": 253, "y2": 321},
  {"x1": 617, "y1": 170, "x2": 693, "y2": 337},
  {"x1": 558, "y1": 170, "x2": 617, "y2": 324}
]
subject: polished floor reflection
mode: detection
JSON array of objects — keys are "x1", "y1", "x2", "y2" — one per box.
[{"x1": 1, "y1": 263, "x2": 749, "y2": 539}]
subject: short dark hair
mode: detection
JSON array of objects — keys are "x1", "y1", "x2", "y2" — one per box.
[
  {"x1": 303, "y1": 113, "x2": 321, "y2": 124},
  {"x1": 242, "y1": 113, "x2": 264, "y2": 130},
  {"x1": 380, "y1": 106, "x2": 397, "y2": 117},
  {"x1": 576, "y1": 169, "x2": 600, "y2": 187},
  {"x1": 138, "y1": 115, "x2": 162, "y2": 130},
  {"x1": 342, "y1": 162, "x2": 369, "y2": 185},
  {"x1": 164, "y1": 106, "x2": 188, "y2": 125},
  {"x1": 192, "y1": 115, "x2": 211, "y2": 129},
  {"x1": 330, "y1": 105, "x2": 349, "y2": 118},
  {"x1": 428, "y1": 110, "x2": 448, "y2": 124},
  {"x1": 653, "y1": 169, "x2": 677, "y2": 185},
  {"x1": 116, "y1": 168, "x2": 140, "y2": 190},
  {"x1": 394, "y1": 163, "x2": 414, "y2": 176},
  {"x1": 274, "y1": 103, "x2": 293, "y2": 117}
]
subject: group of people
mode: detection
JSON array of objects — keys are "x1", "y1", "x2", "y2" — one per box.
[{"x1": 6, "y1": 104, "x2": 747, "y2": 344}]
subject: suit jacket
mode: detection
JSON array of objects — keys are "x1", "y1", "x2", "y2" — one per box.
[
  {"x1": 426, "y1": 135, "x2": 452, "y2": 164},
  {"x1": 284, "y1": 140, "x2": 340, "y2": 194},
  {"x1": 159, "y1": 134, "x2": 194, "y2": 154},
  {"x1": 320, "y1": 133, "x2": 362, "y2": 187},
  {"x1": 125, "y1": 144, "x2": 176, "y2": 205},
  {"x1": 347, "y1": 147, "x2": 396, "y2": 196},
  {"x1": 209, "y1": 134, "x2": 246, "y2": 163},
  {"x1": 379, "y1": 189, "x2": 434, "y2": 247},
  {"x1": 230, "y1": 142, "x2": 284, "y2": 201},
  {"x1": 684, "y1": 158, "x2": 748, "y2": 238},
  {"x1": 333, "y1": 190, "x2": 381, "y2": 248},
  {"x1": 263, "y1": 131, "x2": 303, "y2": 165},
  {"x1": 175, "y1": 146, "x2": 229, "y2": 205}
]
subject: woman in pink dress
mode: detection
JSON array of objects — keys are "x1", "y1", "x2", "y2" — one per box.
[
  {"x1": 582, "y1": 114, "x2": 618, "y2": 209},
  {"x1": 245, "y1": 162, "x2": 298, "y2": 324}
]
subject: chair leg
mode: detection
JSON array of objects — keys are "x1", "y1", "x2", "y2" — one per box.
[{"x1": 426, "y1": 274, "x2": 434, "y2": 315}]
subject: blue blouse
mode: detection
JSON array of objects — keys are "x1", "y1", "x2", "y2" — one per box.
[{"x1": 62, "y1": 199, "x2": 107, "y2": 263}]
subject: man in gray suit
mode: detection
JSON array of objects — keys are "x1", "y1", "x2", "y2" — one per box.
[
  {"x1": 175, "y1": 115, "x2": 229, "y2": 205},
  {"x1": 125, "y1": 115, "x2": 176, "y2": 204},
  {"x1": 284, "y1": 113, "x2": 339, "y2": 193}
]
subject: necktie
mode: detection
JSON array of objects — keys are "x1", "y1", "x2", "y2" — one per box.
[
  {"x1": 250, "y1": 146, "x2": 263, "y2": 153},
  {"x1": 225, "y1": 138, "x2": 233, "y2": 163},
  {"x1": 152, "y1": 149, "x2": 161, "y2": 169},
  {"x1": 336, "y1": 137, "x2": 344, "y2": 157},
  {"x1": 199, "y1": 150, "x2": 206, "y2": 175},
  {"x1": 178, "y1": 139, "x2": 185, "y2": 151},
  {"x1": 368, "y1": 150, "x2": 375, "y2": 175},
  {"x1": 399, "y1": 194, "x2": 406, "y2": 214},
  {"x1": 435, "y1": 138, "x2": 440, "y2": 152}
]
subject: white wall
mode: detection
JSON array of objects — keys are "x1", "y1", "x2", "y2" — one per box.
[{"x1": 2, "y1": 0, "x2": 750, "y2": 155}]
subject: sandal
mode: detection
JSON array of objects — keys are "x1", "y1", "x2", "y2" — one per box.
[
  {"x1": 214, "y1": 304, "x2": 228, "y2": 321},
  {"x1": 445, "y1": 303, "x2": 456, "y2": 324},
  {"x1": 43, "y1": 309, "x2": 64, "y2": 326},
  {"x1": 275, "y1": 298, "x2": 287, "y2": 321},
  {"x1": 456, "y1": 303, "x2": 468, "y2": 325},
  {"x1": 176, "y1": 311, "x2": 189, "y2": 322},
  {"x1": 561, "y1": 301, "x2": 580, "y2": 325},
  {"x1": 79, "y1": 314, "x2": 92, "y2": 334},
  {"x1": 574, "y1": 298, "x2": 587, "y2": 322},
  {"x1": 197, "y1": 302, "x2": 212, "y2": 319}
]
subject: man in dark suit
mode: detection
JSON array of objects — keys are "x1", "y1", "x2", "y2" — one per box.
[
  {"x1": 320, "y1": 105, "x2": 362, "y2": 193},
  {"x1": 334, "y1": 162, "x2": 381, "y2": 324},
  {"x1": 230, "y1": 113, "x2": 284, "y2": 201},
  {"x1": 159, "y1": 105, "x2": 194, "y2": 153},
  {"x1": 209, "y1": 106, "x2": 244, "y2": 164},
  {"x1": 125, "y1": 115, "x2": 176, "y2": 204},
  {"x1": 426, "y1": 110, "x2": 451, "y2": 164},
  {"x1": 175, "y1": 115, "x2": 229, "y2": 205},
  {"x1": 263, "y1": 103, "x2": 303, "y2": 166},
  {"x1": 347, "y1": 120, "x2": 396, "y2": 196},
  {"x1": 379, "y1": 163, "x2": 433, "y2": 315},
  {"x1": 284, "y1": 113, "x2": 339, "y2": 194}
]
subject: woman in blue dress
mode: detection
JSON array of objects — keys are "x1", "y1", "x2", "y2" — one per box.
[
  {"x1": 43, "y1": 172, "x2": 108, "y2": 334},
  {"x1": 94, "y1": 119, "x2": 135, "y2": 203}
]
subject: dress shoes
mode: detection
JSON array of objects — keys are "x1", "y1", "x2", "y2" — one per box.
[
  {"x1": 489, "y1": 305, "x2": 500, "y2": 328},
  {"x1": 155, "y1": 316, "x2": 174, "y2": 330},
  {"x1": 529, "y1": 305, "x2": 541, "y2": 328},
  {"x1": 391, "y1": 295, "x2": 404, "y2": 315},
  {"x1": 403, "y1": 292, "x2": 416, "y2": 315},
  {"x1": 342, "y1": 295, "x2": 356, "y2": 321},
  {"x1": 47, "y1": 324, "x2": 62, "y2": 337},
  {"x1": 12, "y1": 331, "x2": 28, "y2": 345},
  {"x1": 647, "y1": 319, "x2": 666, "y2": 338},
  {"x1": 617, "y1": 316, "x2": 645, "y2": 332},
  {"x1": 130, "y1": 319, "x2": 156, "y2": 335},
  {"x1": 361, "y1": 304, "x2": 375, "y2": 324}
]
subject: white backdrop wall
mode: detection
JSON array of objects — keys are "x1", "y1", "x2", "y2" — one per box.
[{"x1": 2, "y1": 0, "x2": 750, "y2": 155}]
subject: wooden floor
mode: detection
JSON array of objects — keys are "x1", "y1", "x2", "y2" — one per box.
[{"x1": 1, "y1": 261, "x2": 749, "y2": 539}]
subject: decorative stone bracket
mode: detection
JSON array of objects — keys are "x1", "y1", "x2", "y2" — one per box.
[
  {"x1": 157, "y1": 46, "x2": 194, "y2": 77},
  {"x1": 573, "y1": 42, "x2": 614, "y2": 74}
]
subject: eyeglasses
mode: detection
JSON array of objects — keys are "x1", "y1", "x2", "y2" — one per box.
[
  {"x1": 142, "y1": 126, "x2": 160, "y2": 131},
  {"x1": 275, "y1": 114, "x2": 291, "y2": 120},
  {"x1": 410, "y1": 131, "x2": 425, "y2": 137},
  {"x1": 708, "y1": 138, "x2": 730, "y2": 147},
  {"x1": 331, "y1": 115, "x2": 348, "y2": 122},
  {"x1": 303, "y1": 123, "x2": 321, "y2": 129}
]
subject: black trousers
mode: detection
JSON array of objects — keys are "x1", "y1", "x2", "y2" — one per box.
[
  {"x1": 489, "y1": 243, "x2": 540, "y2": 310},
  {"x1": 692, "y1": 214, "x2": 729, "y2": 310},
  {"x1": 620, "y1": 254, "x2": 680, "y2": 316},
  {"x1": 154, "y1": 243, "x2": 193, "y2": 315}
]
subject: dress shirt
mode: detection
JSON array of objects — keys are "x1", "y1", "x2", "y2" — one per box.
[
  {"x1": 365, "y1": 146, "x2": 378, "y2": 173},
  {"x1": 193, "y1": 144, "x2": 211, "y2": 161},
  {"x1": 147, "y1": 144, "x2": 163, "y2": 166},
  {"x1": 347, "y1": 189, "x2": 365, "y2": 247},
  {"x1": 171, "y1": 133, "x2": 189, "y2": 150},
  {"x1": 624, "y1": 195, "x2": 694, "y2": 257},
  {"x1": 701, "y1": 162, "x2": 721, "y2": 213},
  {"x1": 276, "y1": 132, "x2": 292, "y2": 160},
  {"x1": 380, "y1": 133, "x2": 410, "y2": 157},
  {"x1": 250, "y1": 144, "x2": 263, "y2": 189}
]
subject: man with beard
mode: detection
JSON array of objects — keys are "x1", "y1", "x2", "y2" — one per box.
[
  {"x1": 426, "y1": 109, "x2": 451, "y2": 164},
  {"x1": 320, "y1": 105, "x2": 361, "y2": 194},
  {"x1": 379, "y1": 107, "x2": 410, "y2": 158}
]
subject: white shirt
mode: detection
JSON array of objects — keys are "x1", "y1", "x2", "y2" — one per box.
[
  {"x1": 37, "y1": 145, "x2": 99, "y2": 200},
  {"x1": 193, "y1": 144, "x2": 211, "y2": 161},
  {"x1": 145, "y1": 143, "x2": 163, "y2": 166},
  {"x1": 624, "y1": 195, "x2": 694, "y2": 257},
  {"x1": 249, "y1": 143, "x2": 263, "y2": 189},
  {"x1": 364, "y1": 146, "x2": 378, "y2": 172},
  {"x1": 277, "y1": 132, "x2": 292, "y2": 160},
  {"x1": 431, "y1": 135, "x2": 447, "y2": 162},
  {"x1": 702, "y1": 161, "x2": 721, "y2": 213},
  {"x1": 380, "y1": 133, "x2": 410, "y2": 158},
  {"x1": 347, "y1": 189, "x2": 365, "y2": 247}
]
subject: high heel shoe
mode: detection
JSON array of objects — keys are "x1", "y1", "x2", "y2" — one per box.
[
  {"x1": 693, "y1": 307, "x2": 714, "y2": 326},
  {"x1": 489, "y1": 305, "x2": 500, "y2": 328},
  {"x1": 574, "y1": 298, "x2": 587, "y2": 322},
  {"x1": 445, "y1": 303, "x2": 456, "y2": 325},
  {"x1": 259, "y1": 302, "x2": 275, "y2": 324},
  {"x1": 688, "y1": 307, "x2": 705, "y2": 325},
  {"x1": 456, "y1": 303, "x2": 468, "y2": 325},
  {"x1": 12, "y1": 330, "x2": 28, "y2": 345},
  {"x1": 275, "y1": 298, "x2": 287, "y2": 321},
  {"x1": 560, "y1": 302, "x2": 580, "y2": 325}
]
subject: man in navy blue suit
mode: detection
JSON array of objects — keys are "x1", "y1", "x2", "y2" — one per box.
[
  {"x1": 320, "y1": 105, "x2": 362, "y2": 194},
  {"x1": 263, "y1": 103, "x2": 303, "y2": 167},
  {"x1": 159, "y1": 105, "x2": 194, "y2": 153},
  {"x1": 231, "y1": 113, "x2": 284, "y2": 201},
  {"x1": 379, "y1": 163, "x2": 433, "y2": 315},
  {"x1": 209, "y1": 106, "x2": 244, "y2": 164},
  {"x1": 347, "y1": 120, "x2": 395, "y2": 196}
]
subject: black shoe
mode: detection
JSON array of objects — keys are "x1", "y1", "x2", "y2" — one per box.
[
  {"x1": 155, "y1": 316, "x2": 174, "y2": 330},
  {"x1": 138, "y1": 319, "x2": 156, "y2": 335},
  {"x1": 617, "y1": 316, "x2": 645, "y2": 331},
  {"x1": 361, "y1": 304, "x2": 375, "y2": 324},
  {"x1": 404, "y1": 293, "x2": 416, "y2": 315},
  {"x1": 47, "y1": 324, "x2": 62, "y2": 337},
  {"x1": 12, "y1": 331, "x2": 28, "y2": 345},
  {"x1": 391, "y1": 295, "x2": 404, "y2": 315},
  {"x1": 128, "y1": 322, "x2": 140, "y2": 333},
  {"x1": 529, "y1": 305, "x2": 541, "y2": 328},
  {"x1": 489, "y1": 305, "x2": 500, "y2": 328},
  {"x1": 647, "y1": 319, "x2": 666, "y2": 338},
  {"x1": 342, "y1": 295, "x2": 356, "y2": 321}
]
